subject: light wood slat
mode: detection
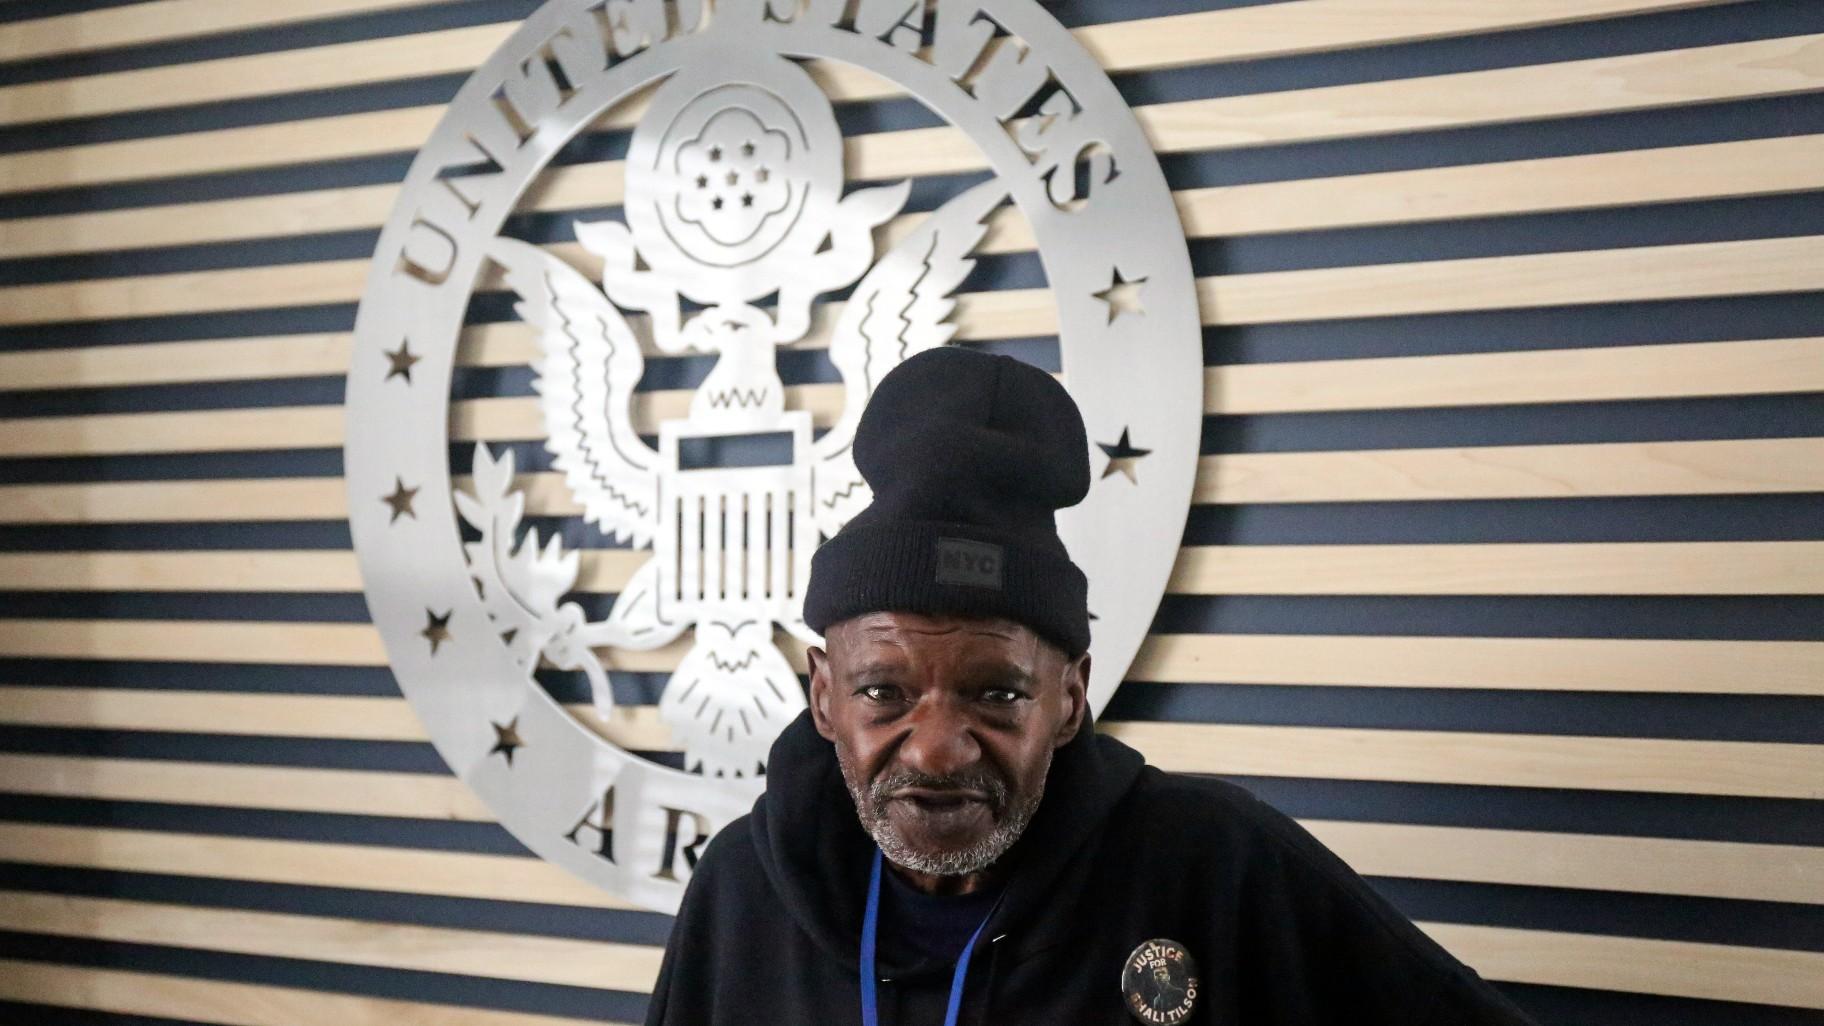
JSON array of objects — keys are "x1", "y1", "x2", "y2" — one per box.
[
  {"x1": 0, "y1": 331, "x2": 355, "y2": 390},
  {"x1": 0, "y1": 476, "x2": 349, "y2": 524},
  {"x1": 2, "y1": 887, "x2": 1823, "y2": 1012},
  {"x1": 0, "y1": 618, "x2": 387, "y2": 666},
  {"x1": 0, "y1": 687, "x2": 675, "y2": 754},
  {"x1": 7, "y1": 622, "x2": 1820, "y2": 695},
  {"x1": 10, "y1": 126, "x2": 1817, "y2": 265},
  {"x1": 0, "y1": 550, "x2": 368, "y2": 592},
  {"x1": 5, "y1": 723, "x2": 1819, "y2": 801},
  {"x1": 1196, "y1": 132, "x2": 1824, "y2": 238},
  {"x1": 0, "y1": 22, "x2": 513, "y2": 127},
  {"x1": 5, "y1": 815, "x2": 1820, "y2": 912},
  {"x1": 2, "y1": 438, "x2": 1819, "y2": 529},
  {"x1": 1074, "y1": 0, "x2": 1742, "y2": 68},
  {"x1": 1103, "y1": 721, "x2": 1824, "y2": 800},
  {"x1": 0, "y1": 0, "x2": 1735, "y2": 128},
  {"x1": 0, "y1": 256, "x2": 369, "y2": 328},
  {"x1": 1300, "y1": 820, "x2": 1824, "y2": 906},
  {"x1": 7, "y1": 320, "x2": 1823, "y2": 431},
  {"x1": 1210, "y1": 336, "x2": 1824, "y2": 414},
  {"x1": 0, "y1": 687, "x2": 423, "y2": 737},
  {"x1": 4, "y1": 32, "x2": 1821, "y2": 196},
  {"x1": 0, "y1": 253, "x2": 1039, "y2": 331},
  {"x1": 1129, "y1": 633, "x2": 1824, "y2": 695},
  {"x1": 7, "y1": 620, "x2": 1816, "y2": 697},
  {"x1": 0, "y1": 822, "x2": 628, "y2": 910},
  {"x1": 0, "y1": 617, "x2": 710, "y2": 672},
  {"x1": 0, "y1": 381, "x2": 833, "y2": 455},
  {"x1": 0, "y1": 0, "x2": 443, "y2": 63},
  {"x1": 8, "y1": 541, "x2": 1821, "y2": 596},
  {"x1": 1169, "y1": 541, "x2": 1824, "y2": 595},
  {"x1": 6, "y1": 228, "x2": 1820, "y2": 344},
  {"x1": 0, "y1": 891, "x2": 663, "y2": 993},
  {"x1": 1198, "y1": 437, "x2": 1824, "y2": 504},
  {"x1": 2, "y1": 926, "x2": 1817, "y2": 1019},
  {"x1": 1425, "y1": 923, "x2": 1824, "y2": 1010},
  {"x1": 0, "y1": 103, "x2": 444, "y2": 196},
  {"x1": 11, "y1": 331, "x2": 1824, "y2": 462},
  {"x1": 1199, "y1": 235, "x2": 1824, "y2": 325},
  {"x1": 0, "y1": 958, "x2": 621, "y2": 1026},
  {"x1": 0, "y1": 752, "x2": 490, "y2": 819},
  {"x1": 0, "y1": 183, "x2": 400, "y2": 261}
]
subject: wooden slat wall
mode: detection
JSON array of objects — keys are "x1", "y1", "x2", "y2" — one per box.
[{"x1": 2, "y1": 1, "x2": 1822, "y2": 1024}]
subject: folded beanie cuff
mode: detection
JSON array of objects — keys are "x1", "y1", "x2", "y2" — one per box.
[{"x1": 802, "y1": 519, "x2": 1090, "y2": 657}]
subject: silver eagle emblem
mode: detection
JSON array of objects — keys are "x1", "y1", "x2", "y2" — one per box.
[{"x1": 460, "y1": 52, "x2": 1007, "y2": 778}]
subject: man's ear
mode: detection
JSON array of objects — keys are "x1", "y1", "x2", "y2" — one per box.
[
  {"x1": 806, "y1": 642, "x2": 836, "y2": 741},
  {"x1": 1055, "y1": 651, "x2": 1089, "y2": 748}
]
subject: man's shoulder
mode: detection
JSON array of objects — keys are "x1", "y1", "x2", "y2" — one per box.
[
  {"x1": 1121, "y1": 767, "x2": 1292, "y2": 836},
  {"x1": 1110, "y1": 766, "x2": 1334, "y2": 870},
  {"x1": 674, "y1": 811, "x2": 770, "y2": 913}
]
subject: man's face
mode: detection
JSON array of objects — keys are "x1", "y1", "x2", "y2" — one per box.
[{"x1": 807, "y1": 611, "x2": 1088, "y2": 882}]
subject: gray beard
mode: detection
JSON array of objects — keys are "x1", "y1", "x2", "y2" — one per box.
[{"x1": 835, "y1": 744, "x2": 1050, "y2": 877}]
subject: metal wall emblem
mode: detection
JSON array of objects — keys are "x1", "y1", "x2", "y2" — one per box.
[{"x1": 346, "y1": 0, "x2": 1202, "y2": 913}]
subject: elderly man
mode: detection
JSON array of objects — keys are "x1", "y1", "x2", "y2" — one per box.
[{"x1": 645, "y1": 347, "x2": 1536, "y2": 1025}]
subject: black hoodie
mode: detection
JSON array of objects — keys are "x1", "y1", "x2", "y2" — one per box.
[{"x1": 645, "y1": 711, "x2": 1538, "y2": 1025}]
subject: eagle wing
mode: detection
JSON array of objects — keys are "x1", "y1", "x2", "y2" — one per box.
[
  {"x1": 489, "y1": 237, "x2": 661, "y2": 547},
  {"x1": 811, "y1": 179, "x2": 1008, "y2": 536}
]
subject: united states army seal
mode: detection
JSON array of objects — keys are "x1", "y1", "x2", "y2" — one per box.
[
  {"x1": 345, "y1": 0, "x2": 1202, "y2": 914},
  {"x1": 1123, "y1": 938, "x2": 1200, "y2": 1024}
]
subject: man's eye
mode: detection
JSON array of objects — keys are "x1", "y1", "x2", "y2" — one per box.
[
  {"x1": 981, "y1": 688, "x2": 1023, "y2": 705},
  {"x1": 858, "y1": 684, "x2": 901, "y2": 703}
]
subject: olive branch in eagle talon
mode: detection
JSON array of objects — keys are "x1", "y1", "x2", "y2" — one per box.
[{"x1": 454, "y1": 443, "x2": 613, "y2": 710}]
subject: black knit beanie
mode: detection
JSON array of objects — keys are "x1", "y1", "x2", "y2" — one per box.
[{"x1": 803, "y1": 345, "x2": 1092, "y2": 656}]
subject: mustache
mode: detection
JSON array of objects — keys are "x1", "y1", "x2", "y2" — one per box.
[{"x1": 868, "y1": 768, "x2": 1010, "y2": 814}]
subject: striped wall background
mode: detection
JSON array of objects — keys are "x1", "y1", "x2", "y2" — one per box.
[{"x1": 2, "y1": 0, "x2": 1823, "y2": 1022}]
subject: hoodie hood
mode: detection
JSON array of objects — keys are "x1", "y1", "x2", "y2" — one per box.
[{"x1": 746, "y1": 707, "x2": 1146, "y2": 977}]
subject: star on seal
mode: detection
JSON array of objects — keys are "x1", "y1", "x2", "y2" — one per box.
[{"x1": 1122, "y1": 938, "x2": 1200, "y2": 1024}]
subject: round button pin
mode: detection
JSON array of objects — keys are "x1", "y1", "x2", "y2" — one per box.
[{"x1": 1122, "y1": 938, "x2": 1200, "y2": 1024}]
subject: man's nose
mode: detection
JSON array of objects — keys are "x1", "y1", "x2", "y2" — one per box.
[{"x1": 896, "y1": 700, "x2": 982, "y2": 778}]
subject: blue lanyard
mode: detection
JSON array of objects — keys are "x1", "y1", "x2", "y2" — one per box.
[{"x1": 860, "y1": 848, "x2": 995, "y2": 1026}]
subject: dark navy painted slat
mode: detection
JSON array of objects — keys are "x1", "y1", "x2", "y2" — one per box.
[
  {"x1": 0, "y1": 659, "x2": 401, "y2": 696},
  {"x1": 1185, "y1": 495, "x2": 1824, "y2": 546},
  {"x1": 0, "y1": 522, "x2": 357, "y2": 553},
  {"x1": 1209, "y1": 291, "x2": 1824, "y2": 365},
  {"x1": 6, "y1": 492, "x2": 1824, "y2": 553},
  {"x1": 0, "y1": 0, "x2": 539, "y2": 89},
  {"x1": 1200, "y1": 395, "x2": 1824, "y2": 454},
  {"x1": 1151, "y1": 595, "x2": 1824, "y2": 642},
  {"x1": 0, "y1": 726, "x2": 448, "y2": 773},
  {"x1": 0, "y1": 795, "x2": 526, "y2": 855},
  {"x1": 0, "y1": 487, "x2": 1755, "y2": 553},
  {"x1": 0, "y1": 592, "x2": 374, "y2": 622},
  {"x1": 0, "y1": 0, "x2": 152, "y2": 27},
  {"x1": 0, "y1": 304, "x2": 361, "y2": 353},
  {"x1": 1103, "y1": 684, "x2": 1824, "y2": 745},
  {"x1": 1221, "y1": 775, "x2": 1824, "y2": 848},
  {"x1": 1374, "y1": 876, "x2": 1824, "y2": 954},
  {"x1": 0, "y1": 450, "x2": 344, "y2": 485}
]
